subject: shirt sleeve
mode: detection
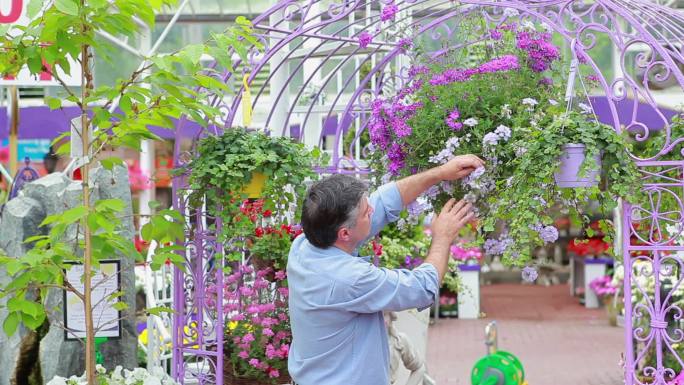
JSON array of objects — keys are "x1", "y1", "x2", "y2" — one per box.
[
  {"x1": 331, "y1": 263, "x2": 439, "y2": 313},
  {"x1": 365, "y1": 182, "x2": 404, "y2": 242}
]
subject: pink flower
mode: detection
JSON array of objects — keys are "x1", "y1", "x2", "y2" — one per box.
[
  {"x1": 238, "y1": 351, "x2": 249, "y2": 359},
  {"x1": 242, "y1": 333, "x2": 255, "y2": 343},
  {"x1": 269, "y1": 369, "x2": 280, "y2": 378},
  {"x1": 358, "y1": 31, "x2": 373, "y2": 49},
  {"x1": 239, "y1": 286, "x2": 254, "y2": 297},
  {"x1": 233, "y1": 336, "x2": 241, "y2": 344},
  {"x1": 246, "y1": 305, "x2": 260, "y2": 314},
  {"x1": 231, "y1": 314, "x2": 245, "y2": 322},
  {"x1": 249, "y1": 358, "x2": 260, "y2": 368},
  {"x1": 274, "y1": 270, "x2": 287, "y2": 280},
  {"x1": 278, "y1": 313, "x2": 289, "y2": 322},
  {"x1": 278, "y1": 287, "x2": 289, "y2": 297},
  {"x1": 263, "y1": 328, "x2": 274, "y2": 336}
]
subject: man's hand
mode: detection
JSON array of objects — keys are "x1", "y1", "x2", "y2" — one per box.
[
  {"x1": 423, "y1": 199, "x2": 475, "y2": 282},
  {"x1": 431, "y1": 199, "x2": 474, "y2": 245},
  {"x1": 437, "y1": 154, "x2": 485, "y2": 181}
]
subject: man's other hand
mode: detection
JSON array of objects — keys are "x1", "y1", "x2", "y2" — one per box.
[{"x1": 431, "y1": 199, "x2": 475, "y2": 245}]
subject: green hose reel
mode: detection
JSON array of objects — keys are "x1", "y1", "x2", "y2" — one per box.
[{"x1": 471, "y1": 322, "x2": 526, "y2": 385}]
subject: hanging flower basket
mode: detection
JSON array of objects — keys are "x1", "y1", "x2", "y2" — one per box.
[{"x1": 554, "y1": 144, "x2": 601, "y2": 188}]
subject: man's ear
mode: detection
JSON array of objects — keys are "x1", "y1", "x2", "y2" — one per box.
[{"x1": 337, "y1": 227, "x2": 351, "y2": 242}]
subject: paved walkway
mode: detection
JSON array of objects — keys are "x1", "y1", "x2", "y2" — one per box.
[{"x1": 426, "y1": 284, "x2": 624, "y2": 385}]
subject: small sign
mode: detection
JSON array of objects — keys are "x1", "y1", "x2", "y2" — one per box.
[{"x1": 63, "y1": 260, "x2": 122, "y2": 340}]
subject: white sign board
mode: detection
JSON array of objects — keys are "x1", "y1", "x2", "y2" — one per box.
[
  {"x1": 0, "y1": 0, "x2": 82, "y2": 86},
  {"x1": 64, "y1": 261, "x2": 122, "y2": 339}
]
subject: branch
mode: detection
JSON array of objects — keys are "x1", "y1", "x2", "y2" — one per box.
[
  {"x1": 102, "y1": 62, "x2": 155, "y2": 112},
  {"x1": 44, "y1": 310, "x2": 88, "y2": 346},
  {"x1": 52, "y1": 71, "x2": 82, "y2": 108}
]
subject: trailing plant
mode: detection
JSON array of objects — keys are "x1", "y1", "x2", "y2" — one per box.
[{"x1": 367, "y1": 13, "x2": 641, "y2": 268}]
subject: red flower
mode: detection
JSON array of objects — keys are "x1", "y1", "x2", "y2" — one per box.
[
  {"x1": 371, "y1": 239, "x2": 383, "y2": 256},
  {"x1": 263, "y1": 210, "x2": 272, "y2": 217},
  {"x1": 294, "y1": 229, "x2": 303, "y2": 238},
  {"x1": 249, "y1": 214, "x2": 258, "y2": 222},
  {"x1": 255, "y1": 227, "x2": 265, "y2": 237}
]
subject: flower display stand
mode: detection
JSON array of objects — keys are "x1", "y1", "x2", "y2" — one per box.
[
  {"x1": 584, "y1": 258, "x2": 613, "y2": 309},
  {"x1": 457, "y1": 265, "x2": 481, "y2": 319}
]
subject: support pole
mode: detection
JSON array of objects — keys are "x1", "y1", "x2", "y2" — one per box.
[{"x1": 9, "y1": 86, "x2": 18, "y2": 176}]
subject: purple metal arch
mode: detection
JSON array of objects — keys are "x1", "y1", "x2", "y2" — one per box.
[{"x1": 172, "y1": 1, "x2": 684, "y2": 384}]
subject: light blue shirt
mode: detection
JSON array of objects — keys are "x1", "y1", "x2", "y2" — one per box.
[{"x1": 287, "y1": 182, "x2": 439, "y2": 385}]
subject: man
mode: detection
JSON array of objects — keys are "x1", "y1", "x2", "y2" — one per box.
[{"x1": 287, "y1": 154, "x2": 484, "y2": 385}]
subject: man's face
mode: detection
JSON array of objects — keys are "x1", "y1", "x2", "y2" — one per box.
[{"x1": 348, "y1": 195, "x2": 374, "y2": 245}]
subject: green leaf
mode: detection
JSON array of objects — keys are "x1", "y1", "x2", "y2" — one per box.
[
  {"x1": 26, "y1": 0, "x2": 43, "y2": 20},
  {"x1": 100, "y1": 157, "x2": 124, "y2": 171},
  {"x1": 183, "y1": 44, "x2": 204, "y2": 65},
  {"x1": 95, "y1": 199, "x2": 125, "y2": 212},
  {"x1": 3, "y1": 312, "x2": 20, "y2": 336},
  {"x1": 146, "y1": 306, "x2": 174, "y2": 316},
  {"x1": 46, "y1": 96, "x2": 62, "y2": 110},
  {"x1": 112, "y1": 302, "x2": 128, "y2": 311},
  {"x1": 60, "y1": 206, "x2": 89, "y2": 224},
  {"x1": 55, "y1": 0, "x2": 79, "y2": 16}
]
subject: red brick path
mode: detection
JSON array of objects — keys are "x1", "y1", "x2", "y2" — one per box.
[{"x1": 426, "y1": 284, "x2": 624, "y2": 385}]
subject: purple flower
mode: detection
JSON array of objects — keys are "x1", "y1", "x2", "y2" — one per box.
[
  {"x1": 586, "y1": 74, "x2": 600, "y2": 83},
  {"x1": 446, "y1": 107, "x2": 463, "y2": 131},
  {"x1": 358, "y1": 31, "x2": 373, "y2": 49},
  {"x1": 539, "y1": 77, "x2": 553, "y2": 86},
  {"x1": 490, "y1": 29, "x2": 503, "y2": 40},
  {"x1": 424, "y1": 185, "x2": 439, "y2": 199},
  {"x1": 522, "y1": 266, "x2": 538, "y2": 282},
  {"x1": 398, "y1": 38, "x2": 413, "y2": 53},
  {"x1": 381, "y1": 3, "x2": 399, "y2": 21},
  {"x1": 387, "y1": 143, "x2": 406, "y2": 175},
  {"x1": 477, "y1": 55, "x2": 520, "y2": 74},
  {"x1": 539, "y1": 225, "x2": 559, "y2": 243},
  {"x1": 408, "y1": 65, "x2": 429, "y2": 78},
  {"x1": 516, "y1": 31, "x2": 560, "y2": 72},
  {"x1": 483, "y1": 132, "x2": 500, "y2": 146}
]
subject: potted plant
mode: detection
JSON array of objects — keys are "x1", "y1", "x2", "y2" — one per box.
[
  {"x1": 183, "y1": 128, "x2": 323, "y2": 262},
  {"x1": 206, "y1": 264, "x2": 291, "y2": 385},
  {"x1": 367, "y1": 15, "x2": 641, "y2": 270}
]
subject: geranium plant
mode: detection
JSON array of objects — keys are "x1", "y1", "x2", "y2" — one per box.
[
  {"x1": 367, "y1": 14, "x2": 641, "y2": 268},
  {"x1": 206, "y1": 264, "x2": 291, "y2": 384},
  {"x1": 183, "y1": 128, "x2": 323, "y2": 261}
]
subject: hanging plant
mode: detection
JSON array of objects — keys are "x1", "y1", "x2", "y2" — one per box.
[
  {"x1": 183, "y1": 128, "x2": 325, "y2": 263},
  {"x1": 367, "y1": 15, "x2": 642, "y2": 267}
]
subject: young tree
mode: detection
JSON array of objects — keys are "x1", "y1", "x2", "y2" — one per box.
[{"x1": 0, "y1": 1, "x2": 258, "y2": 384}]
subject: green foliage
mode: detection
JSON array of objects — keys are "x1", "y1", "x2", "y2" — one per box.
[
  {"x1": 184, "y1": 128, "x2": 325, "y2": 262},
  {"x1": 0, "y1": 0, "x2": 255, "y2": 352},
  {"x1": 368, "y1": 17, "x2": 642, "y2": 266}
]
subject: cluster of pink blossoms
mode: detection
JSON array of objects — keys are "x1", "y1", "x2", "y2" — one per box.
[{"x1": 206, "y1": 264, "x2": 291, "y2": 380}]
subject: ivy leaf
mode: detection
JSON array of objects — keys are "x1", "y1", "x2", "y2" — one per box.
[{"x1": 55, "y1": 0, "x2": 79, "y2": 16}]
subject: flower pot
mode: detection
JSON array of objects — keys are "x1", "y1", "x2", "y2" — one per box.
[
  {"x1": 554, "y1": 144, "x2": 601, "y2": 188},
  {"x1": 242, "y1": 172, "x2": 267, "y2": 198}
]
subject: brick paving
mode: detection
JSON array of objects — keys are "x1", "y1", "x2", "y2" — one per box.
[{"x1": 426, "y1": 284, "x2": 624, "y2": 385}]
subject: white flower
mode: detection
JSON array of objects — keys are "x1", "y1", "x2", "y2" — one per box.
[
  {"x1": 501, "y1": 104, "x2": 512, "y2": 118},
  {"x1": 521, "y1": 20, "x2": 536, "y2": 31},
  {"x1": 96, "y1": 365, "x2": 107, "y2": 375},
  {"x1": 464, "y1": 118, "x2": 478, "y2": 127},
  {"x1": 143, "y1": 376, "x2": 162, "y2": 385},
  {"x1": 47, "y1": 377, "x2": 69, "y2": 385},
  {"x1": 549, "y1": 99, "x2": 559, "y2": 106},
  {"x1": 579, "y1": 102, "x2": 593, "y2": 114},
  {"x1": 515, "y1": 146, "x2": 527, "y2": 157},
  {"x1": 540, "y1": 22, "x2": 553, "y2": 32},
  {"x1": 503, "y1": 8, "x2": 519, "y2": 17},
  {"x1": 446, "y1": 136, "x2": 460, "y2": 150},
  {"x1": 522, "y1": 98, "x2": 538, "y2": 107},
  {"x1": 494, "y1": 125, "x2": 511, "y2": 141},
  {"x1": 483, "y1": 132, "x2": 500, "y2": 146}
]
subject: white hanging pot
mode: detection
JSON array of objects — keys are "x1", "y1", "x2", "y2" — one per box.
[{"x1": 554, "y1": 144, "x2": 601, "y2": 188}]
